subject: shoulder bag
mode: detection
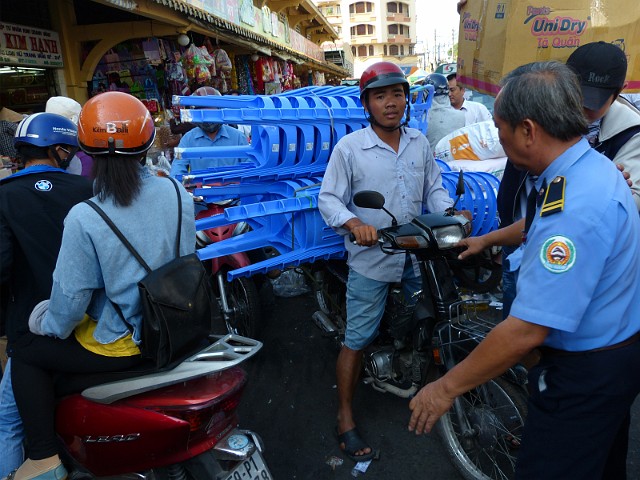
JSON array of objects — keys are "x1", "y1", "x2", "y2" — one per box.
[{"x1": 84, "y1": 179, "x2": 212, "y2": 369}]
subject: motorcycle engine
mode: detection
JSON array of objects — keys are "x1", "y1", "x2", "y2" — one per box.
[{"x1": 364, "y1": 346, "x2": 394, "y2": 381}]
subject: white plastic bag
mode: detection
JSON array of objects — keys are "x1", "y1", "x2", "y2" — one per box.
[{"x1": 434, "y1": 120, "x2": 505, "y2": 162}]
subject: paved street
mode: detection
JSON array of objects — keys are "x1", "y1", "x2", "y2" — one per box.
[{"x1": 239, "y1": 289, "x2": 640, "y2": 480}]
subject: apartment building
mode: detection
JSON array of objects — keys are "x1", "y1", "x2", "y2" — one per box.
[{"x1": 314, "y1": 0, "x2": 419, "y2": 78}]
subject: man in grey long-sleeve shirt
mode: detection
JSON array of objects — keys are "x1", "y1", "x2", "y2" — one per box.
[{"x1": 318, "y1": 62, "x2": 454, "y2": 463}]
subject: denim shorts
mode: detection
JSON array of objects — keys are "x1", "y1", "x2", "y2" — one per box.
[{"x1": 344, "y1": 256, "x2": 421, "y2": 350}]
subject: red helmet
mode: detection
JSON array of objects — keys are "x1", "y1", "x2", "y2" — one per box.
[
  {"x1": 359, "y1": 62, "x2": 409, "y2": 101},
  {"x1": 78, "y1": 92, "x2": 155, "y2": 156}
]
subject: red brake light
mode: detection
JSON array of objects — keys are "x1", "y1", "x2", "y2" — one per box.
[{"x1": 154, "y1": 384, "x2": 245, "y2": 432}]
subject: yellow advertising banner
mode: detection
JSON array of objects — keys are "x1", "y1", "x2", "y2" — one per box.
[{"x1": 457, "y1": 0, "x2": 640, "y2": 95}]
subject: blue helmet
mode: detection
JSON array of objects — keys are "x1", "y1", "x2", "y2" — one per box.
[
  {"x1": 14, "y1": 112, "x2": 78, "y2": 148},
  {"x1": 425, "y1": 73, "x2": 450, "y2": 97}
]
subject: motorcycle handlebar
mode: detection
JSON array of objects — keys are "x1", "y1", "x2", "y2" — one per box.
[{"x1": 348, "y1": 232, "x2": 384, "y2": 245}]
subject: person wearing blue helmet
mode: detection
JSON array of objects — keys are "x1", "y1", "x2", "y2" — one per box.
[
  {"x1": 0, "y1": 112, "x2": 93, "y2": 478},
  {"x1": 425, "y1": 72, "x2": 466, "y2": 151}
]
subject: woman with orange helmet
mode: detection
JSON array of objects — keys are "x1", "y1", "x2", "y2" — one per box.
[{"x1": 8, "y1": 92, "x2": 196, "y2": 480}]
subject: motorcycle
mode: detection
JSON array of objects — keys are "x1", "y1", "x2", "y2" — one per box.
[
  {"x1": 193, "y1": 197, "x2": 262, "y2": 339},
  {"x1": 56, "y1": 334, "x2": 273, "y2": 480},
  {"x1": 308, "y1": 178, "x2": 528, "y2": 479}
]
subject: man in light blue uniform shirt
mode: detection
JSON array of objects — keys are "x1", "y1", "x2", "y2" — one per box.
[
  {"x1": 170, "y1": 86, "x2": 248, "y2": 177},
  {"x1": 169, "y1": 123, "x2": 248, "y2": 177},
  {"x1": 318, "y1": 62, "x2": 456, "y2": 463},
  {"x1": 408, "y1": 61, "x2": 640, "y2": 479}
]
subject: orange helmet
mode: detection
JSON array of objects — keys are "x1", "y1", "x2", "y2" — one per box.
[{"x1": 78, "y1": 91, "x2": 156, "y2": 156}]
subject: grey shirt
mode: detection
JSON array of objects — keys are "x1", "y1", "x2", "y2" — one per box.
[
  {"x1": 427, "y1": 96, "x2": 466, "y2": 152},
  {"x1": 318, "y1": 125, "x2": 453, "y2": 282}
]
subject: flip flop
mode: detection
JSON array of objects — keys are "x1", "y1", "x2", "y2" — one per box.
[{"x1": 336, "y1": 427, "x2": 376, "y2": 463}]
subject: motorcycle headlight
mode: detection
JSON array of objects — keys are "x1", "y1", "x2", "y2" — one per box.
[
  {"x1": 432, "y1": 224, "x2": 469, "y2": 249},
  {"x1": 394, "y1": 235, "x2": 430, "y2": 249}
]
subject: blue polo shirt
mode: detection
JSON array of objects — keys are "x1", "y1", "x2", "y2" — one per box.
[
  {"x1": 510, "y1": 138, "x2": 640, "y2": 351},
  {"x1": 170, "y1": 124, "x2": 248, "y2": 177}
]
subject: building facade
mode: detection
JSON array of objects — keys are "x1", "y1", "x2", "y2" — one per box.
[
  {"x1": 0, "y1": 0, "x2": 349, "y2": 114},
  {"x1": 314, "y1": 0, "x2": 418, "y2": 78}
]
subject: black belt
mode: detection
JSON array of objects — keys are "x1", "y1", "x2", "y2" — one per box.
[{"x1": 538, "y1": 331, "x2": 640, "y2": 358}]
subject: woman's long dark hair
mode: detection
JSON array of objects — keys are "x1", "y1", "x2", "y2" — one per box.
[{"x1": 92, "y1": 155, "x2": 143, "y2": 207}]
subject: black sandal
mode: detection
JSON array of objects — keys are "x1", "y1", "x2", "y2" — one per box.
[{"x1": 336, "y1": 427, "x2": 376, "y2": 462}]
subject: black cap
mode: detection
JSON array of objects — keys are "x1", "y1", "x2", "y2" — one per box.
[{"x1": 566, "y1": 41, "x2": 627, "y2": 111}]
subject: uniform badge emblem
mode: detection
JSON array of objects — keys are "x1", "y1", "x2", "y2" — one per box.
[
  {"x1": 34, "y1": 180, "x2": 52, "y2": 191},
  {"x1": 540, "y1": 235, "x2": 575, "y2": 273}
]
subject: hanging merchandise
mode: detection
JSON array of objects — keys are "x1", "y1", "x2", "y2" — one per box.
[
  {"x1": 235, "y1": 55, "x2": 255, "y2": 95},
  {"x1": 142, "y1": 38, "x2": 163, "y2": 66},
  {"x1": 91, "y1": 70, "x2": 107, "y2": 96},
  {"x1": 229, "y1": 51, "x2": 239, "y2": 91},
  {"x1": 104, "y1": 49, "x2": 121, "y2": 69},
  {"x1": 182, "y1": 44, "x2": 212, "y2": 85},
  {"x1": 129, "y1": 79, "x2": 144, "y2": 99},
  {"x1": 214, "y1": 48, "x2": 233, "y2": 71},
  {"x1": 166, "y1": 60, "x2": 190, "y2": 98}
]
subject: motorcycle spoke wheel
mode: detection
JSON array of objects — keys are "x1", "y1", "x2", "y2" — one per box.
[
  {"x1": 313, "y1": 269, "x2": 346, "y2": 317},
  {"x1": 225, "y1": 277, "x2": 261, "y2": 339},
  {"x1": 437, "y1": 377, "x2": 527, "y2": 480}
]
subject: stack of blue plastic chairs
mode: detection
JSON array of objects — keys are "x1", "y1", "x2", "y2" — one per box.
[{"x1": 172, "y1": 85, "x2": 500, "y2": 281}]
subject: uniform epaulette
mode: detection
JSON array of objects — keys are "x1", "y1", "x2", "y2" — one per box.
[{"x1": 540, "y1": 176, "x2": 565, "y2": 217}]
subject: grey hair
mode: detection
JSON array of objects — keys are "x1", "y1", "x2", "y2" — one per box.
[{"x1": 495, "y1": 61, "x2": 589, "y2": 141}]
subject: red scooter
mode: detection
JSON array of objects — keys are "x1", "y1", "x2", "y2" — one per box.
[
  {"x1": 195, "y1": 200, "x2": 262, "y2": 339},
  {"x1": 54, "y1": 335, "x2": 272, "y2": 479}
]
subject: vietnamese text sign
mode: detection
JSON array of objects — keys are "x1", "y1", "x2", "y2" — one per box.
[{"x1": 0, "y1": 22, "x2": 63, "y2": 68}]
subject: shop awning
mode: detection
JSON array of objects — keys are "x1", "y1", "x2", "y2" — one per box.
[{"x1": 150, "y1": 0, "x2": 348, "y2": 77}]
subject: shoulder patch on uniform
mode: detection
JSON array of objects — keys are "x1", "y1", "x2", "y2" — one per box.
[
  {"x1": 540, "y1": 235, "x2": 575, "y2": 273},
  {"x1": 539, "y1": 176, "x2": 564, "y2": 217},
  {"x1": 34, "y1": 180, "x2": 52, "y2": 192}
]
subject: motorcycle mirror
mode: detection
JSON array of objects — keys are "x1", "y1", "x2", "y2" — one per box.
[
  {"x1": 353, "y1": 190, "x2": 385, "y2": 209},
  {"x1": 446, "y1": 171, "x2": 465, "y2": 216},
  {"x1": 353, "y1": 190, "x2": 398, "y2": 226},
  {"x1": 456, "y1": 170, "x2": 465, "y2": 197}
]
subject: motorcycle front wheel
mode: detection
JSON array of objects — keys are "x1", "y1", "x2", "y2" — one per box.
[
  {"x1": 222, "y1": 277, "x2": 261, "y2": 339},
  {"x1": 437, "y1": 377, "x2": 527, "y2": 480}
]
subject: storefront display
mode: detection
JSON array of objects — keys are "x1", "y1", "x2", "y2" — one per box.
[
  {"x1": 0, "y1": 66, "x2": 54, "y2": 113},
  {"x1": 0, "y1": 22, "x2": 61, "y2": 114}
]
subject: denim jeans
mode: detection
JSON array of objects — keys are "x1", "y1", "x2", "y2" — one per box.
[
  {"x1": 0, "y1": 359, "x2": 25, "y2": 477},
  {"x1": 345, "y1": 255, "x2": 421, "y2": 350}
]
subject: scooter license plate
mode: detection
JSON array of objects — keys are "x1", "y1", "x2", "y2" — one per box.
[{"x1": 224, "y1": 450, "x2": 272, "y2": 480}]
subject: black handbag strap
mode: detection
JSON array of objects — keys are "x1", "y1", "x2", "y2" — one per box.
[{"x1": 83, "y1": 178, "x2": 183, "y2": 273}]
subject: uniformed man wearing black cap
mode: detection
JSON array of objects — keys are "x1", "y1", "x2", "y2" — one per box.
[{"x1": 566, "y1": 41, "x2": 640, "y2": 211}]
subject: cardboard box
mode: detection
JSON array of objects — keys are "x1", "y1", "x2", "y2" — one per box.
[{"x1": 457, "y1": 0, "x2": 640, "y2": 95}]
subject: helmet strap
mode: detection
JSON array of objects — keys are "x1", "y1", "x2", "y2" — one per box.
[{"x1": 49, "y1": 146, "x2": 70, "y2": 170}]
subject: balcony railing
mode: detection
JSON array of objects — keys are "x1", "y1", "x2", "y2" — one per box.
[
  {"x1": 387, "y1": 35, "x2": 411, "y2": 43},
  {"x1": 349, "y1": 13, "x2": 377, "y2": 21},
  {"x1": 350, "y1": 35, "x2": 376, "y2": 44},
  {"x1": 386, "y1": 13, "x2": 410, "y2": 22}
]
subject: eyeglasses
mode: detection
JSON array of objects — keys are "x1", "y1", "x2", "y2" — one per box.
[{"x1": 58, "y1": 146, "x2": 71, "y2": 155}]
